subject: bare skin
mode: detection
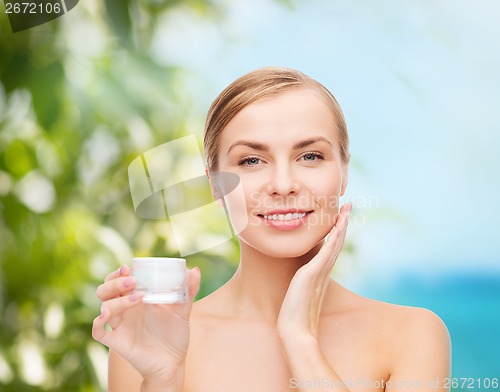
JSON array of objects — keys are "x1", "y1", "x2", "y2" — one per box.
[
  {"x1": 186, "y1": 279, "x2": 450, "y2": 392},
  {"x1": 103, "y1": 210, "x2": 450, "y2": 392},
  {"x1": 106, "y1": 267, "x2": 451, "y2": 392},
  {"x1": 95, "y1": 88, "x2": 451, "y2": 391}
]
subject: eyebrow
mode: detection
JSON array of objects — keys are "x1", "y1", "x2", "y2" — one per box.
[{"x1": 227, "y1": 137, "x2": 332, "y2": 154}]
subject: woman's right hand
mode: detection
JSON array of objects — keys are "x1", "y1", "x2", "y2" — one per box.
[{"x1": 92, "y1": 264, "x2": 201, "y2": 385}]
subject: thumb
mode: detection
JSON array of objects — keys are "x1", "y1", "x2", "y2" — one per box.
[
  {"x1": 187, "y1": 266, "x2": 201, "y2": 302},
  {"x1": 176, "y1": 267, "x2": 201, "y2": 319}
]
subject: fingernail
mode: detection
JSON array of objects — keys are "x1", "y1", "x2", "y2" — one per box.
[
  {"x1": 123, "y1": 277, "x2": 135, "y2": 288},
  {"x1": 129, "y1": 291, "x2": 142, "y2": 302},
  {"x1": 119, "y1": 265, "x2": 127, "y2": 275},
  {"x1": 99, "y1": 309, "x2": 108, "y2": 319}
]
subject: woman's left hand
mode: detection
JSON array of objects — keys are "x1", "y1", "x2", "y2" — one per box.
[{"x1": 277, "y1": 203, "x2": 352, "y2": 341}]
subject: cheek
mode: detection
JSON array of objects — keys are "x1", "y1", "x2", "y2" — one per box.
[
  {"x1": 306, "y1": 176, "x2": 342, "y2": 228},
  {"x1": 213, "y1": 171, "x2": 250, "y2": 235},
  {"x1": 223, "y1": 183, "x2": 250, "y2": 235},
  {"x1": 308, "y1": 172, "x2": 342, "y2": 203}
]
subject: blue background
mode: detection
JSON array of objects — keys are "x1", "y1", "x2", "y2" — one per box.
[{"x1": 150, "y1": 0, "x2": 500, "y2": 377}]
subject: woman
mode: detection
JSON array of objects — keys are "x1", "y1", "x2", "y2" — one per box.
[{"x1": 92, "y1": 67, "x2": 451, "y2": 392}]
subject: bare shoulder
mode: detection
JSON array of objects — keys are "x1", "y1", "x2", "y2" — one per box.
[
  {"x1": 366, "y1": 294, "x2": 448, "y2": 334},
  {"x1": 191, "y1": 284, "x2": 235, "y2": 320},
  {"x1": 334, "y1": 284, "x2": 451, "y2": 382},
  {"x1": 332, "y1": 282, "x2": 450, "y2": 338},
  {"x1": 376, "y1": 302, "x2": 451, "y2": 385},
  {"x1": 368, "y1": 296, "x2": 450, "y2": 349}
]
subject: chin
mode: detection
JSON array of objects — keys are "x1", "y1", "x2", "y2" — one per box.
[
  {"x1": 240, "y1": 232, "x2": 326, "y2": 260},
  {"x1": 266, "y1": 247, "x2": 311, "y2": 259}
]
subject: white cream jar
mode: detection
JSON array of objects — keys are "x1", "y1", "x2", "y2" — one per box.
[{"x1": 132, "y1": 257, "x2": 188, "y2": 304}]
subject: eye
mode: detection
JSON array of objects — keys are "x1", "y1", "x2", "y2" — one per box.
[
  {"x1": 300, "y1": 151, "x2": 325, "y2": 162},
  {"x1": 238, "y1": 156, "x2": 261, "y2": 166}
]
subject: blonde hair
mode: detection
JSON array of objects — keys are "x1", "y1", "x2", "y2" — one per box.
[{"x1": 204, "y1": 67, "x2": 350, "y2": 171}]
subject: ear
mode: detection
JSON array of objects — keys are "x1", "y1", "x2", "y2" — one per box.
[{"x1": 206, "y1": 167, "x2": 225, "y2": 209}]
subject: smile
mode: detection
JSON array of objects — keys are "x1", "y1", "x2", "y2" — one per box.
[
  {"x1": 262, "y1": 212, "x2": 307, "y2": 221},
  {"x1": 257, "y1": 210, "x2": 313, "y2": 231}
]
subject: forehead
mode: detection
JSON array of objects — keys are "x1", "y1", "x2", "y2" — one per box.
[{"x1": 220, "y1": 88, "x2": 339, "y2": 147}]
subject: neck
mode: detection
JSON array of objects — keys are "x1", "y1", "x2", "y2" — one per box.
[{"x1": 222, "y1": 240, "x2": 324, "y2": 323}]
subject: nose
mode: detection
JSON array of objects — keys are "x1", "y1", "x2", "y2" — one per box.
[{"x1": 265, "y1": 162, "x2": 301, "y2": 196}]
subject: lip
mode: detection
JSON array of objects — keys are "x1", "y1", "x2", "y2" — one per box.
[{"x1": 257, "y1": 210, "x2": 313, "y2": 231}]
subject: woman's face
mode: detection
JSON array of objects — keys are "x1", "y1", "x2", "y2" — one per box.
[{"x1": 213, "y1": 88, "x2": 348, "y2": 258}]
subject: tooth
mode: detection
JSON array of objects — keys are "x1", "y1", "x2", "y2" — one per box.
[{"x1": 263, "y1": 213, "x2": 310, "y2": 221}]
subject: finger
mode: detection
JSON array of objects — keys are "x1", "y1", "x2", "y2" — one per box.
[
  {"x1": 92, "y1": 308, "x2": 111, "y2": 346},
  {"x1": 104, "y1": 265, "x2": 131, "y2": 283},
  {"x1": 91, "y1": 305, "x2": 131, "y2": 349},
  {"x1": 99, "y1": 291, "x2": 144, "y2": 325},
  {"x1": 96, "y1": 276, "x2": 137, "y2": 301},
  {"x1": 331, "y1": 203, "x2": 351, "y2": 231},
  {"x1": 321, "y1": 203, "x2": 351, "y2": 269},
  {"x1": 308, "y1": 203, "x2": 351, "y2": 273},
  {"x1": 175, "y1": 267, "x2": 201, "y2": 319},
  {"x1": 327, "y1": 203, "x2": 351, "y2": 240}
]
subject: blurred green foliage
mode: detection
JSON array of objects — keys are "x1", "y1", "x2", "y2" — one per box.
[
  {"x1": 0, "y1": 0, "x2": 244, "y2": 390},
  {"x1": 0, "y1": 0, "x2": 355, "y2": 390}
]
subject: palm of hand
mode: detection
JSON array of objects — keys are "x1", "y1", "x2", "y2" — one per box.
[{"x1": 109, "y1": 303, "x2": 191, "y2": 378}]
